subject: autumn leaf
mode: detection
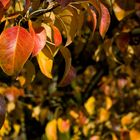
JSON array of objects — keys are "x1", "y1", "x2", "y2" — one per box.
[
  {"x1": 56, "y1": 6, "x2": 79, "y2": 46},
  {"x1": 45, "y1": 119, "x2": 57, "y2": 140},
  {"x1": 37, "y1": 47, "x2": 53, "y2": 79},
  {"x1": 57, "y1": 118, "x2": 70, "y2": 133},
  {"x1": 29, "y1": 20, "x2": 47, "y2": 56},
  {"x1": 99, "y1": 2, "x2": 111, "y2": 38},
  {"x1": 84, "y1": 96, "x2": 95, "y2": 115},
  {"x1": 0, "y1": 26, "x2": 34, "y2": 75},
  {"x1": 0, "y1": 0, "x2": 11, "y2": 10},
  {"x1": 0, "y1": 0, "x2": 11, "y2": 21},
  {"x1": 51, "y1": 24, "x2": 62, "y2": 47}
]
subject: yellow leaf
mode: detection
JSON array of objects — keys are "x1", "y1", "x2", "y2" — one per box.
[
  {"x1": 12, "y1": 124, "x2": 20, "y2": 138},
  {"x1": 57, "y1": 118, "x2": 70, "y2": 133},
  {"x1": 84, "y1": 97, "x2": 95, "y2": 115},
  {"x1": 99, "y1": 108, "x2": 110, "y2": 123},
  {"x1": 37, "y1": 47, "x2": 53, "y2": 79},
  {"x1": 45, "y1": 119, "x2": 57, "y2": 140},
  {"x1": 106, "y1": 97, "x2": 112, "y2": 110},
  {"x1": 69, "y1": 110, "x2": 79, "y2": 119},
  {"x1": 7, "y1": 102, "x2": 15, "y2": 113},
  {"x1": 112, "y1": 133, "x2": 118, "y2": 140},
  {"x1": 130, "y1": 129, "x2": 140, "y2": 140},
  {"x1": 121, "y1": 113, "x2": 133, "y2": 127},
  {"x1": 0, "y1": 119, "x2": 11, "y2": 136},
  {"x1": 32, "y1": 106, "x2": 41, "y2": 121},
  {"x1": 113, "y1": 3, "x2": 134, "y2": 21}
]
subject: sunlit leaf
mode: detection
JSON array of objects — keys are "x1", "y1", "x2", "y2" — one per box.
[
  {"x1": 4, "y1": 86, "x2": 24, "y2": 101},
  {"x1": 90, "y1": 136, "x2": 100, "y2": 140},
  {"x1": 99, "y1": 108, "x2": 110, "y2": 123},
  {"x1": 7, "y1": 102, "x2": 15, "y2": 113},
  {"x1": 115, "y1": 0, "x2": 135, "y2": 11},
  {"x1": 59, "y1": 47, "x2": 72, "y2": 86},
  {"x1": 121, "y1": 113, "x2": 133, "y2": 127},
  {"x1": 0, "y1": 26, "x2": 34, "y2": 75},
  {"x1": 51, "y1": 24, "x2": 62, "y2": 47},
  {"x1": 29, "y1": 20, "x2": 47, "y2": 56},
  {"x1": 105, "y1": 96, "x2": 112, "y2": 110},
  {"x1": 37, "y1": 47, "x2": 53, "y2": 79},
  {"x1": 0, "y1": 119, "x2": 11, "y2": 136},
  {"x1": 112, "y1": 133, "x2": 118, "y2": 140},
  {"x1": 99, "y1": 2, "x2": 111, "y2": 38},
  {"x1": 0, "y1": 94, "x2": 6, "y2": 129},
  {"x1": 113, "y1": 2, "x2": 134, "y2": 21},
  {"x1": 45, "y1": 119, "x2": 57, "y2": 140},
  {"x1": 56, "y1": 6, "x2": 79, "y2": 46},
  {"x1": 84, "y1": 96, "x2": 95, "y2": 115},
  {"x1": 57, "y1": 118, "x2": 70, "y2": 133},
  {"x1": 130, "y1": 129, "x2": 140, "y2": 140},
  {"x1": 0, "y1": 0, "x2": 11, "y2": 9}
]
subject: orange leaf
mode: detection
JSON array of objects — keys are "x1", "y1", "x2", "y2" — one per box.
[
  {"x1": 130, "y1": 129, "x2": 140, "y2": 140},
  {"x1": 51, "y1": 25, "x2": 62, "y2": 47},
  {"x1": 87, "y1": 7, "x2": 97, "y2": 32},
  {"x1": 29, "y1": 21, "x2": 47, "y2": 56},
  {"x1": 45, "y1": 119, "x2": 57, "y2": 140},
  {"x1": 37, "y1": 48, "x2": 53, "y2": 79},
  {"x1": 0, "y1": 26, "x2": 34, "y2": 75},
  {"x1": 99, "y1": 2, "x2": 111, "y2": 38},
  {"x1": 0, "y1": 0, "x2": 11, "y2": 9}
]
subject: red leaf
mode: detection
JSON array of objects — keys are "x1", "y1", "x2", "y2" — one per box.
[
  {"x1": 51, "y1": 25, "x2": 62, "y2": 47},
  {"x1": 0, "y1": 0, "x2": 11, "y2": 21},
  {"x1": 0, "y1": 26, "x2": 34, "y2": 75},
  {"x1": 115, "y1": 33, "x2": 130, "y2": 53},
  {"x1": 29, "y1": 21, "x2": 47, "y2": 56},
  {"x1": 99, "y1": 2, "x2": 111, "y2": 38},
  {"x1": 0, "y1": 0, "x2": 11, "y2": 9}
]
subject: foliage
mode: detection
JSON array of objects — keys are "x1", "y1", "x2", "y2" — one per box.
[{"x1": 0, "y1": 0, "x2": 140, "y2": 140}]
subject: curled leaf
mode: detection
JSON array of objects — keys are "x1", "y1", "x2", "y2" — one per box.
[
  {"x1": 99, "y1": 2, "x2": 111, "y2": 38},
  {"x1": 45, "y1": 119, "x2": 57, "y2": 140},
  {"x1": 29, "y1": 20, "x2": 47, "y2": 56},
  {"x1": 37, "y1": 47, "x2": 53, "y2": 79},
  {"x1": 51, "y1": 24, "x2": 62, "y2": 47}
]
